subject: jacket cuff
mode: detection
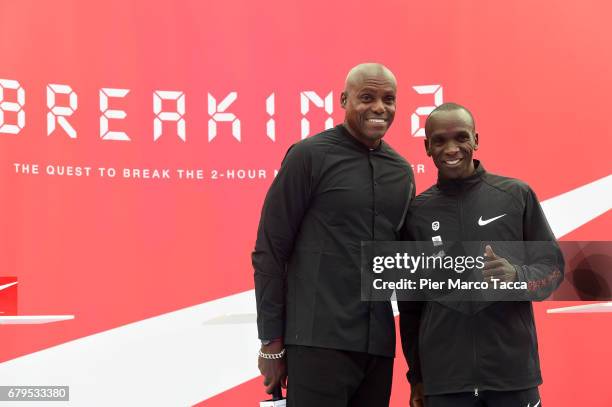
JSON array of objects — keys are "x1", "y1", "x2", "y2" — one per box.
[
  {"x1": 257, "y1": 319, "x2": 284, "y2": 340},
  {"x1": 407, "y1": 369, "x2": 422, "y2": 385},
  {"x1": 513, "y1": 264, "x2": 526, "y2": 283}
]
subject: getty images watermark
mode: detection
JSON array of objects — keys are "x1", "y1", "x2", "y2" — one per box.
[{"x1": 362, "y1": 241, "x2": 611, "y2": 302}]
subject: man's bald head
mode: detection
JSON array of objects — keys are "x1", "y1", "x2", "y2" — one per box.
[
  {"x1": 344, "y1": 63, "x2": 397, "y2": 92},
  {"x1": 340, "y1": 63, "x2": 397, "y2": 148}
]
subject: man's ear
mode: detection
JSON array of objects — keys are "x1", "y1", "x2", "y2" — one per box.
[
  {"x1": 340, "y1": 92, "x2": 347, "y2": 108},
  {"x1": 474, "y1": 132, "x2": 479, "y2": 151},
  {"x1": 424, "y1": 138, "x2": 431, "y2": 156}
]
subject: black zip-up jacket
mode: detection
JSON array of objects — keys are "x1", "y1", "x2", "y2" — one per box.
[
  {"x1": 398, "y1": 161, "x2": 564, "y2": 395},
  {"x1": 253, "y1": 125, "x2": 414, "y2": 357}
]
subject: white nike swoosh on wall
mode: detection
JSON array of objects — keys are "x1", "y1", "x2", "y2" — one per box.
[
  {"x1": 0, "y1": 175, "x2": 610, "y2": 406},
  {"x1": 478, "y1": 214, "x2": 506, "y2": 226},
  {"x1": 547, "y1": 302, "x2": 612, "y2": 314},
  {"x1": 541, "y1": 174, "x2": 612, "y2": 238},
  {"x1": 0, "y1": 282, "x2": 18, "y2": 292}
]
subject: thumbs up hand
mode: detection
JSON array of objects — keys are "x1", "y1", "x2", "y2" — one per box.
[{"x1": 482, "y1": 245, "x2": 517, "y2": 283}]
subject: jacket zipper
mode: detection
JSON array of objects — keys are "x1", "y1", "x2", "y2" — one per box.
[
  {"x1": 369, "y1": 151, "x2": 375, "y2": 240},
  {"x1": 459, "y1": 192, "x2": 480, "y2": 398},
  {"x1": 472, "y1": 307, "x2": 479, "y2": 397}
]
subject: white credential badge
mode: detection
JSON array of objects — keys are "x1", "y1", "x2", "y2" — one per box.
[{"x1": 431, "y1": 235, "x2": 444, "y2": 256}]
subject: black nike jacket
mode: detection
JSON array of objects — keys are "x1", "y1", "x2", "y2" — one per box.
[{"x1": 398, "y1": 161, "x2": 564, "y2": 395}]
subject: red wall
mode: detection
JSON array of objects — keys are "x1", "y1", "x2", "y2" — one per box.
[{"x1": 0, "y1": 1, "x2": 610, "y2": 405}]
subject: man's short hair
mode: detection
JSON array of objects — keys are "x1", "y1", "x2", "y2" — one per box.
[{"x1": 425, "y1": 102, "x2": 475, "y2": 137}]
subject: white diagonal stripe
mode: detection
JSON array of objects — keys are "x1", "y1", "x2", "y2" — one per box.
[
  {"x1": 0, "y1": 290, "x2": 259, "y2": 406},
  {"x1": 541, "y1": 174, "x2": 612, "y2": 239}
]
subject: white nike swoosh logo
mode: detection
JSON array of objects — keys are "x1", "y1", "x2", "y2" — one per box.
[
  {"x1": 0, "y1": 282, "x2": 18, "y2": 291},
  {"x1": 478, "y1": 214, "x2": 506, "y2": 226},
  {"x1": 527, "y1": 400, "x2": 541, "y2": 407}
]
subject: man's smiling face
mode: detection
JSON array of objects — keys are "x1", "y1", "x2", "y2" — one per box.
[
  {"x1": 425, "y1": 108, "x2": 479, "y2": 180},
  {"x1": 341, "y1": 67, "x2": 397, "y2": 148}
]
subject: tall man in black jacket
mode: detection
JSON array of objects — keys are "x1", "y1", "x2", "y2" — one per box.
[
  {"x1": 253, "y1": 63, "x2": 415, "y2": 406},
  {"x1": 399, "y1": 103, "x2": 564, "y2": 407}
]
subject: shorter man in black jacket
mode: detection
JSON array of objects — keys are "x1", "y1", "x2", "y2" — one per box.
[{"x1": 399, "y1": 103, "x2": 564, "y2": 407}]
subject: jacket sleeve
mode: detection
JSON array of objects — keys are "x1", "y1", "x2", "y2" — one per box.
[
  {"x1": 398, "y1": 300, "x2": 424, "y2": 384},
  {"x1": 398, "y1": 209, "x2": 424, "y2": 385},
  {"x1": 514, "y1": 187, "x2": 565, "y2": 300},
  {"x1": 252, "y1": 142, "x2": 313, "y2": 340}
]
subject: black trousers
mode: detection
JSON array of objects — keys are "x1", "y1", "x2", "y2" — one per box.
[
  {"x1": 425, "y1": 387, "x2": 541, "y2": 407},
  {"x1": 286, "y1": 345, "x2": 393, "y2": 407}
]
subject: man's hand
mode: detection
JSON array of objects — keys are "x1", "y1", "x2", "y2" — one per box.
[
  {"x1": 258, "y1": 340, "x2": 287, "y2": 394},
  {"x1": 410, "y1": 382, "x2": 424, "y2": 407},
  {"x1": 482, "y1": 245, "x2": 517, "y2": 283}
]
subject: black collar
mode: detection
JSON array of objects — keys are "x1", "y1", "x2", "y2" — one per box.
[
  {"x1": 338, "y1": 124, "x2": 384, "y2": 152},
  {"x1": 436, "y1": 160, "x2": 485, "y2": 193}
]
